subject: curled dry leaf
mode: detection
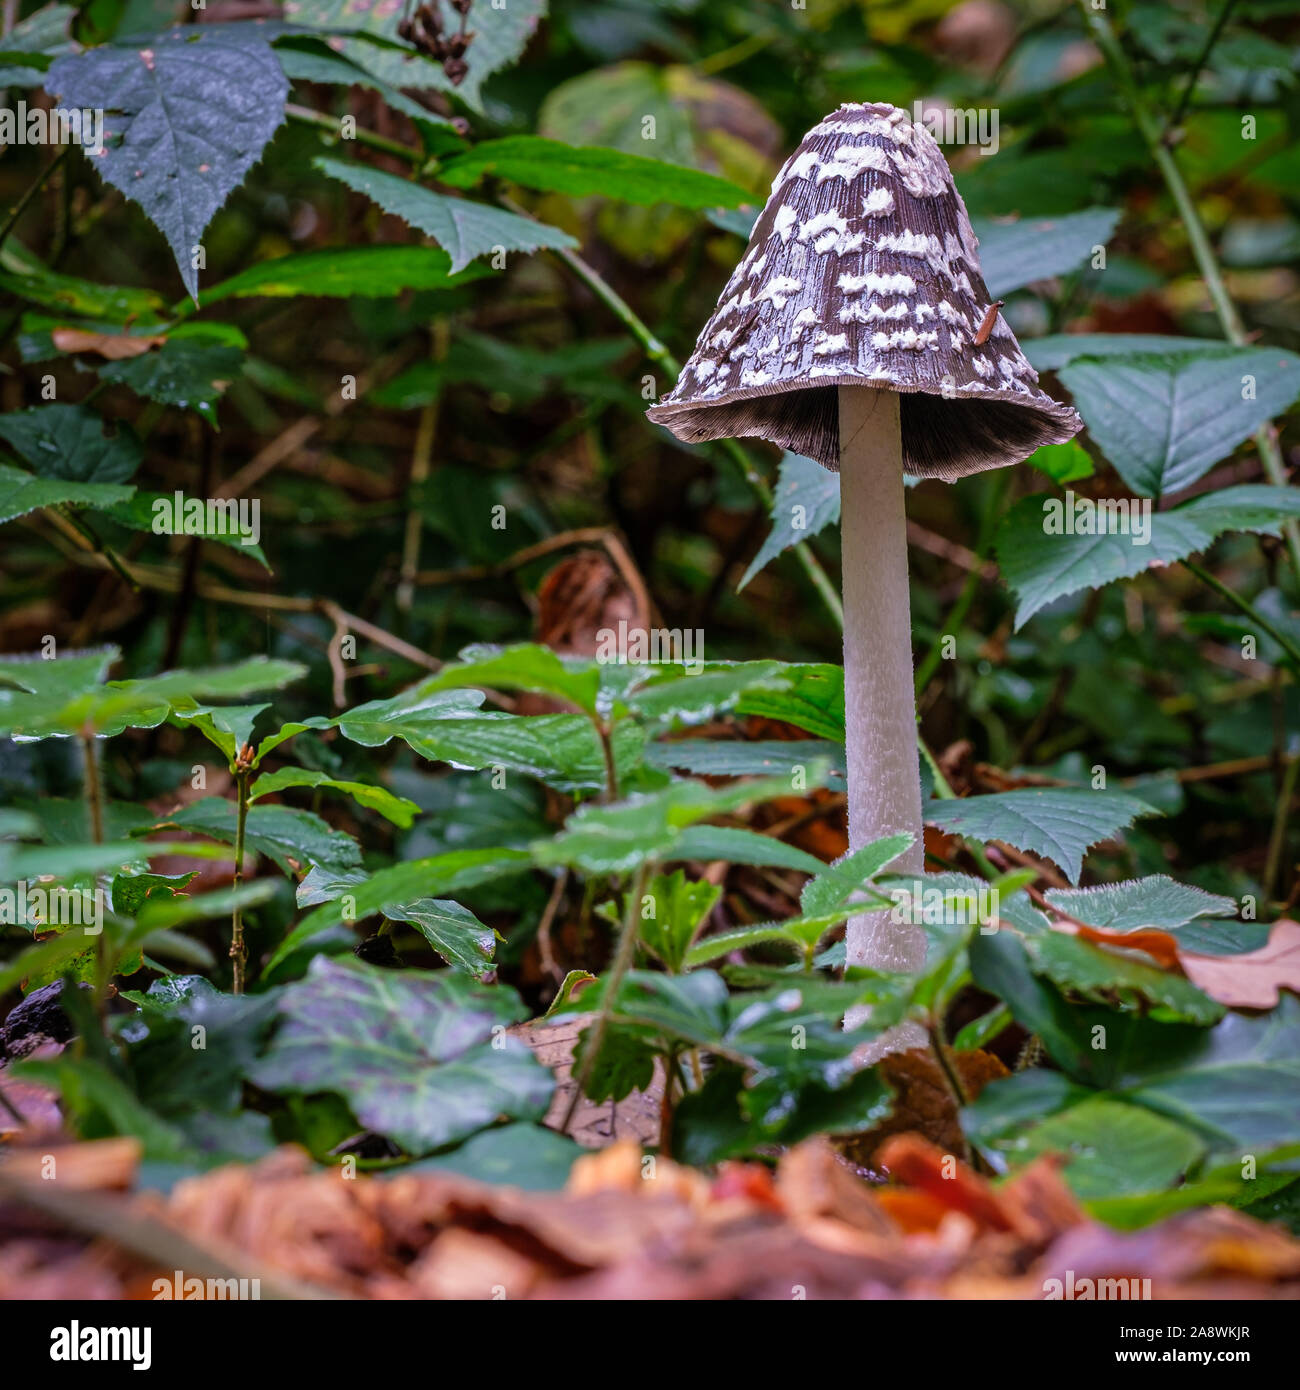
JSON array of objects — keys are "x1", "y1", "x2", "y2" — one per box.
[
  {"x1": 1181, "y1": 919, "x2": 1300, "y2": 1009},
  {"x1": 50, "y1": 328, "x2": 167, "y2": 360}
]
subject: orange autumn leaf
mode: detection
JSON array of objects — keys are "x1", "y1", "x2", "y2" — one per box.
[
  {"x1": 1076, "y1": 922, "x2": 1182, "y2": 969},
  {"x1": 1181, "y1": 919, "x2": 1300, "y2": 1009},
  {"x1": 51, "y1": 327, "x2": 166, "y2": 360}
]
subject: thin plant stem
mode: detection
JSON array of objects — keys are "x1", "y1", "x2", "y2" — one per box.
[
  {"x1": 80, "y1": 732, "x2": 104, "y2": 845},
  {"x1": 1184, "y1": 561, "x2": 1300, "y2": 671},
  {"x1": 0, "y1": 147, "x2": 69, "y2": 249},
  {"x1": 561, "y1": 861, "x2": 651, "y2": 1133},
  {"x1": 1264, "y1": 753, "x2": 1299, "y2": 900},
  {"x1": 230, "y1": 769, "x2": 250, "y2": 994},
  {"x1": 1078, "y1": 1, "x2": 1300, "y2": 586},
  {"x1": 1166, "y1": 0, "x2": 1240, "y2": 134}
]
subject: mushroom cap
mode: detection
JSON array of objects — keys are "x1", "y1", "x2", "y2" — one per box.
[{"x1": 646, "y1": 103, "x2": 1082, "y2": 480}]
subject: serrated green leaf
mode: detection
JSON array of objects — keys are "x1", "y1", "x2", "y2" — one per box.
[
  {"x1": 0, "y1": 403, "x2": 142, "y2": 483},
  {"x1": 95, "y1": 339, "x2": 243, "y2": 425},
  {"x1": 48, "y1": 26, "x2": 288, "y2": 301},
  {"x1": 315, "y1": 157, "x2": 576, "y2": 275},
  {"x1": 996, "y1": 485, "x2": 1300, "y2": 627},
  {"x1": 738, "y1": 452, "x2": 839, "y2": 590},
  {"x1": 1059, "y1": 348, "x2": 1300, "y2": 497},
  {"x1": 927, "y1": 788, "x2": 1156, "y2": 882},
  {"x1": 799, "y1": 834, "x2": 913, "y2": 916},
  {"x1": 1045, "y1": 875, "x2": 1237, "y2": 930},
  {"x1": 972, "y1": 207, "x2": 1120, "y2": 298},
  {"x1": 0, "y1": 463, "x2": 135, "y2": 525}
]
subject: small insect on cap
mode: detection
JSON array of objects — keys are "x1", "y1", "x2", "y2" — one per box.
[{"x1": 646, "y1": 103, "x2": 1082, "y2": 480}]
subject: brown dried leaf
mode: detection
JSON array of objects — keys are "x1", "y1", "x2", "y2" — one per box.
[
  {"x1": 1181, "y1": 919, "x2": 1300, "y2": 1008},
  {"x1": 51, "y1": 328, "x2": 166, "y2": 360}
]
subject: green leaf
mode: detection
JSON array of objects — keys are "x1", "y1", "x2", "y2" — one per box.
[
  {"x1": 0, "y1": 261, "x2": 166, "y2": 320},
  {"x1": 1024, "y1": 333, "x2": 1234, "y2": 372},
  {"x1": 667, "y1": 824, "x2": 826, "y2": 874},
  {"x1": 0, "y1": 463, "x2": 134, "y2": 525},
  {"x1": 968, "y1": 1086, "x2": 1206, "y2": 1198},
  {"x1": 1025, "y1": 931, "x2": 1224, "y2": 1026},
  {"x1": 385, "y1": 898, "x2": 497, "y2": 980},
  {"x1": 644, "y1": 739, "x2": 845, "y2": 787},
  {"x1": 400, "y1": 1123, "x2": 582, "y2": 1190},
  {"x1": 995, "y1": 485, "x2": 1300, "y2": 626},
  {"x1": 271, "y1": 848, "x2": 531, "y2": 970},
  {"x1": 1027, "y1": 440, "x2": 1094, "y2": 484},
  {"x1": 111, "y1": 870, "x2": 197, "y2": 917},
  {"x1": 315, "y1": 157, "x2": 576, "y2": 275},
  {"x1": 926, "y1": 788, "x2": 1157, "y2": 882},
  {"x1": 103, "y1": 492, "x2": 268, "y2": 568},
  {"x1": 737, "y1": 453, "x2": 839, "y2": 590},
  {"x1": 273, "y1": 40, "x2": 461, "y2": 141},
  {"x1": 799, "y1": 834, "x2": 913, "y2": 916},
  {"x1": 437, "y1": 136, "x2": 753, "y2": 209},
  {"x1": 286, "y1": 0, "x2": 546, "y2": 108},
  {"x1": 971, "y1": 207, "x2": 1120, "y2": 298},
  {"x1": 147, "y1": 799, "x2": 361, "y2": 877},
  {"x1": 733, "y1": 663, "x2": 844, "y2": 740},
  {"x1": 1045, "y1": 875, "x2": 1237, "y2": 930},
  {"x1": 639, "y1": 869, "x2": 721, "y2": 972},
  {"x1": 249, "y1": 767, "x2": 420, "y2": 829},
  {"x1": 571, "y1": 1022, "x2": 658, "y2": 1103},
  {"x1": 201, "y1": 245, "x2": 482, "y2": 302},
  {"x1": 0, "y1": 4, "x2": 75, "y2": 86},
  {"x1": 0, "y1": 403, "x2": 141, "y2": 483},
  {"x1": 47, "y1": 26, "x2": 288, "y2": 301},
  {"x1": 250, "y1": 957, "x2": 551, "y2": 1155},
  {"x1": 94, "y1": 339, "x2": 243, "y2": 426},
  {"x1": 1059, "y1": 348, "x2": 1300, "y2": 497},
  {"x1": 170, "y1": 702, "x2": 268, "y2": 760},
  {"x1": 534, "y1": 774, "x2": 814, "y2": 875},
  {"x1": 421, "y1": 643, "x2": 602, "y2": 714}
]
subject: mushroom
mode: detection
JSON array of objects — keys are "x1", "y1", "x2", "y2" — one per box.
[{"x1": 648, "y1": 103, "x2": 1081, "y2": 997}]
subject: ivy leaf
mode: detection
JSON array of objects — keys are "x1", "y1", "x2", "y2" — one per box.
[
  {"x1": 250, "y1": 957, "x2": 551, "y2": 1155},
  {"x1": 201, "y1": 245, "x2": 482, "y2": 302},
  {"x1": 995, "y1": 485, "x2": 1300, "y2": 627},
  {"x1": 737, "y1": 453, "x2": 839, "y2": 590},
  {"x1": 971, "y1": 207, "x2": 1120, "y2": 298},
  {"x1": 926, "y1": 788, "x2": 1158, "y2": 883},
  {"x1": 436, "y1": 136, "x2": 753, "y2": 208},
  {"x1": 0, "y1": 403, "x2": 142, "y2": 483},
  {"x1": 315, "y1": 157, "x2": 576, "y2": 274},
  {"x1": 1045, "y1": 876, "x2": 1237, "y2": 931},
  {"x1": 0, "y1": 463, "x2": 134, "y2": 525},
  {"x1": 1058, "y1": 348, "x2": 1300, "y2": 497},
  {"x1": 248, "y1": 767, "x2": 420, "y2": 829},
  {"x1": 47, "y1": 26, "x2": 289, "y2": 301}
]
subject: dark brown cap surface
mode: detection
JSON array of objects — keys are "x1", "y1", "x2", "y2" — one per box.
[{"x1": 647, "y1": 103, "x2": 1082, "y2": 479}]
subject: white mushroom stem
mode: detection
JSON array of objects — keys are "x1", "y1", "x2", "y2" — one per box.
[{"x1": 838, "y1": 387, "x2": 927, "y2": 996}]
